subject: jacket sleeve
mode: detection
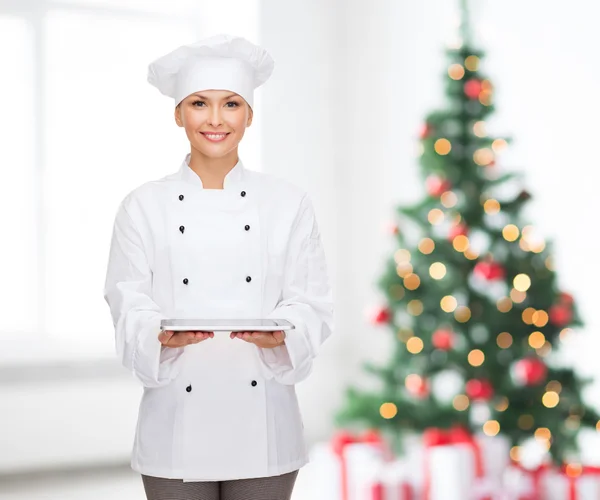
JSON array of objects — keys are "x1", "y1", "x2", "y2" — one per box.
[
  {"x1": 257, "y1": 194, "x2": 334, "y2": 385},
  {"x1": 103, "y1": 201, "x2": 185, "y2": 388}
]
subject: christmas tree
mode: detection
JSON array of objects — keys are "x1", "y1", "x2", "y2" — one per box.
[{"x1": 336, "y1": 0, "x2": 598, "y2": 465}]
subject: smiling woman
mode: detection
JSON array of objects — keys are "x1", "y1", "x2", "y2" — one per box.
[{"x1": 103, "y1": 34, "x2": 334, "y2": 500}]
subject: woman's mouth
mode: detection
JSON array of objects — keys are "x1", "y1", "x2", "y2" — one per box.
[{"x1": 201, "y1": 132, "x2": 229, "y2": 143}]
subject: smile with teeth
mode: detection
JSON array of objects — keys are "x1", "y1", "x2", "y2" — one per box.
[{"x1": 202, "y1": 132, "x2": 229, "y2": 142}]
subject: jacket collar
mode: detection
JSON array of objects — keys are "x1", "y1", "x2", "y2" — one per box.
[{"x1": 178, "y1": 153, "x2": 245, "y2": 190}]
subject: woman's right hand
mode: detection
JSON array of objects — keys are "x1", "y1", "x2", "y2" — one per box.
[{"x1": 158, "y1": 330, "x2": 214, "y2": 348}]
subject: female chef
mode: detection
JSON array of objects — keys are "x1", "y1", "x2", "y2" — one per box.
[{"x1": 103, "y1": 34, "x2": 334, "y2": 500}]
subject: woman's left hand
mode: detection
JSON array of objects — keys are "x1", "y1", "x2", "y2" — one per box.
[{"x1": 230, "y1": 330, "x2": 286, "y2": 348}]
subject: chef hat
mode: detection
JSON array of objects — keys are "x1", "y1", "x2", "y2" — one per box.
[{"x1": 147, "y1": 34, "x2": 274, "y2": 108}]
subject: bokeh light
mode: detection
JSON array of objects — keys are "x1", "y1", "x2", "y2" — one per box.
[
  {"x1": 532, "y1": 310, "x2": 549, "y2": 327},
  {"x1": 441, "y1": 295, "x2": 458, "y2": 312},
  {"x1": 496, "y1": 332, "x2": 513, "y2": 349},
  {"x1": 406, "y1": 337, "x2": 424, "y2": 354},
  {"x1": 407, "y1": 299, "x2": 424, "y2": 316},
  {"x1": 483, "y1": 199, "x2": 501, "y2": 214},
  {"x1": 430, "y1": 262, "x2": 447, "y2": 280},
  {"x1": 518, "y1": 414, "x2": 534, "y2": 430},
  {"x1": 455, "y1": 306, "x2": 472, "y2": 323},
  {"x1": 394, "y1": 249, "x2": 411, "y2": 264},
  {"x1": 514, "y1": 274, "x2": 532, "y2": 292},
  {"x1": 495, "y1": 397, "x2": 509, "y2": 411},
  {"x1": 483, "y1": 420, "x2": 500, "y2": 436},
  {"x1": 497, "y1": 297, "x2": 513, "y2": 313},
  {"x1": 503, "y1": 224, "x2": 520, "y2": 242},
  {"x1": 529, "y1": 331, "x2": 546, "y2": 349},
  {"x1": 510, "y1": 289, "x2": 527, "y2": 303},
  {"x1": 449, "y1": 64, "x2": 465, "y2": 80},
  {"x1": 441, "y1": 191, "x2": 458, "y2": 208},
  {"x1": 453, "y1": 395, "x2": 470, "y2": 411},
  {"x1": 435, "y1": 138, "x2": 452, "y2": 155},
  {"x1": 453, "y1": 235, "x2": 470, "y2": 252},
  {"x1": 380, "y1": 402, "x2": 398, "y2": 419},
  {"x1": 396, "y1": 262, "x2": 414, "y2": 278},
  {"x1": 473, "y1": 148, "x2": 494, "y2": 166},
  {"x1": 428, "y1": 208, "x2": 445, "y2": 225},
  {"x1": 543, "y1": 391, "x2": 560, "y2": 408},
  {"x1": 492, "y1": 139, "x2": 508, "y2": 152},
  {"x1": 419, "y1": 238, "x2": 435, "y2": 254},
  {"x1": 404, "y1": 273, "x2": 421, "y2": 290},
  {"x1": 473, "y1": 121, "x2": 487, "y2": 137},
  {"x1": 465, "y1": 55, "x2": 479, "y2": 71},
  {"x1": 468, "y1": 349, "x2": 485, "y2": 366},
  {"x1": 522, "y1": 307, "x2": 536, "y2": 325}
]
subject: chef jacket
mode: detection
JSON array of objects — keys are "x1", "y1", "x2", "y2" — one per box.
[{"x1": 103, "y1": 154, "x2": 334, "y2": 481}]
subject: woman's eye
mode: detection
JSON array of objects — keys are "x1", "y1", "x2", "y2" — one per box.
[
  {"x1": 192, "y1": 100, "x2": 205, "y2": 107},
  {"x1": 226, "y1": 101, "x2": 240, "y2": 108}
]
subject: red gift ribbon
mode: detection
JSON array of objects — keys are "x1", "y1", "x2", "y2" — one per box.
[
  {"x1": 332, "y1": 429, "x2": 384, "y2": 500},
  {"x1": 511, "y1": 462, "x2": 551, "y2": 500},
  {"x1": 561, "y1": 465, "x2": 600, "y2": 500},
  {"x1": 422, "y1": 426, "x2": 484, "y2": 500},
  {"x1": 370, "y1": 480, "x2": 414, "y2": 500}
]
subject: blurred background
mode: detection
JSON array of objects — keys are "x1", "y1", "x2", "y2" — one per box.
[{"x1": 1, "y1": 0, "x2": 600, "y2": 498}]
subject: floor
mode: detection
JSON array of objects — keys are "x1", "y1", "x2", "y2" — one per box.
[{"x1": 0, "y1": 464, "x2": 313, "y2": 500}]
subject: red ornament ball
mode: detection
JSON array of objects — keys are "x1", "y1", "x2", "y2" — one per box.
[
  {"x1": 464, "y1": 79, "x2": 483, "y2": 99},
  {"x1": 386, "y1": 222, "x2": 400, "y2": 235},
  {"x1": 465, "y1": 379, "x2": 494, "y2": 401},
  {"x1": 426, "y1": 175, "x2": 452, "y2": 198},
  {"x1": 549, "y1": 304, "x2": 573, "y2": 327},
  {"x1": 474, "y1": 261, "x2": 505, "y2": 281},
  {"x1": 449, "y1": 223, "x2": 469, "y2": 240},
  {"x1": 420, "y1": 123, "x2": 433, "y2": 139},
  {"x1": 432, "y1": 329, "x2": 455, "y2": 350},
  {"x1": 406, "y1": 376, "x2": 430, "y2": 399},
  {"x1": 371, "y1": 307, "x2": 392, "y2": 325},
  {"x1": 559, "y1": 292, "x2": 574, "y2": 306},
  {"x1": 512, "y1": 357, "x2": 547, "y2": 386}
]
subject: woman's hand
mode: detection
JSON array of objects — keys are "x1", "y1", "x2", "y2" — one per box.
[
  {"x1": 230, "y1": 330, "x2": 286, "y2": 348},
  {"x1": 158, "y1": 330, "x2": 214, "y2": 348}
]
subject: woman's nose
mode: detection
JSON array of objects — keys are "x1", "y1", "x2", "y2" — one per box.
[{"x1": 208, "y1": 106, "x2": 223, "y2": 127}]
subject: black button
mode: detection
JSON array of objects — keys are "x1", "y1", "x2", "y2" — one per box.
[
  {"x1": 179, "y1": 225, "x2": 185, "y2": 234},
  {"x1": 246, "y1": 276, "x2": 252, "y2": 283},
  {"x1": 186, "y1": 385, "x2": 192, "y2": 393},
  {"x1": 251, "y1": 380, "x2": 257, "y2": 387},
  {"x1": 179, "y1": 195, "x2": 184, "y2": 201},
  {"x1": 244, "y1": 225, "x2": 250, "y2": 231},
  {"x1": 183, "y1": 278, "x2": 189, "y2": 285},
  {"x1": 240, "y1": 191, "x2": 246, "y2": 197}
]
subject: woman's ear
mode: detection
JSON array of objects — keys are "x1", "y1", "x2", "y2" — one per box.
[
  {"x1": 174, "y1": 105, "x2": 183, "y2": 127},
  {"x1": 247, "y1": 106, "x2": 253, "y2": 127}
]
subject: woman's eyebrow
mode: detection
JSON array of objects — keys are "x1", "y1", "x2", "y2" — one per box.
[{"x1": 192, "y1": 93, "x2": 239, "y2": 100}]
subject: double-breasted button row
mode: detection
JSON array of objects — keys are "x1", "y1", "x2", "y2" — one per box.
[
  {"x1": 177, "y1": 191, "x2": 251, "y2": 286},
  {"x1": 186, "y1": 382, "x2": 256, "y2": 392}
]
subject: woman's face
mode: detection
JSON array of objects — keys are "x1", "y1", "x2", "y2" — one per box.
[{"x1": 174, "y1": 89, "x2": 253, "y2": 159}]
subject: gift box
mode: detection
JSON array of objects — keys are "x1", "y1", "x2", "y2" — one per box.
[
  {"x1": 422, "y1": 426, "x2": 509, "y2": 500},
  {"x1": 309, "y1": 430, "x2": 389, "y2": 500},
  {"x1": 370, "y1": 459, "x2": 417, "y2": 500},
  {"x1": 543, "y1": 466, "x2": 600, "y2": 500}
]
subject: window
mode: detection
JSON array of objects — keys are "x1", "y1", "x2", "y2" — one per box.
[{"x1": 1, "y1": 0, "x2": 260, "y2": 360}]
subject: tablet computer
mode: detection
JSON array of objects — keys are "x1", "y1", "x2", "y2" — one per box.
[{"x1": 160, "y1": 318, "x2": 295, "y2": 332}]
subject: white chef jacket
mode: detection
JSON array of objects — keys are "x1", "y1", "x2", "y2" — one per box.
[{"x1": 103, "y1": 154, "x2": 333, "y2": 481}]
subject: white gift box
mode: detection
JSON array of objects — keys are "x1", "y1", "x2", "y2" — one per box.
[
  {"x1": 543, "y1": 469, "x2": 600, "y2": 500},
  {"x1": 422, "y1": 429, "x2": 510, "y2": 500},
  {"x1": 309, "y1": 439, "x2": 387, "y2": 500},
  {"x1": 371, "y1": 459, "x2": 417, "y2": 500}
]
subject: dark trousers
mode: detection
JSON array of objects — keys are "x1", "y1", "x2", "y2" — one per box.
[{"x1": 141, "y1": 470, "x2": 299, "y2": 500}]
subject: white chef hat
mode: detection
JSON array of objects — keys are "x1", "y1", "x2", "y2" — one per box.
[{"x1": 147, "y1": 34, "x2": 274, "y2": 109}]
